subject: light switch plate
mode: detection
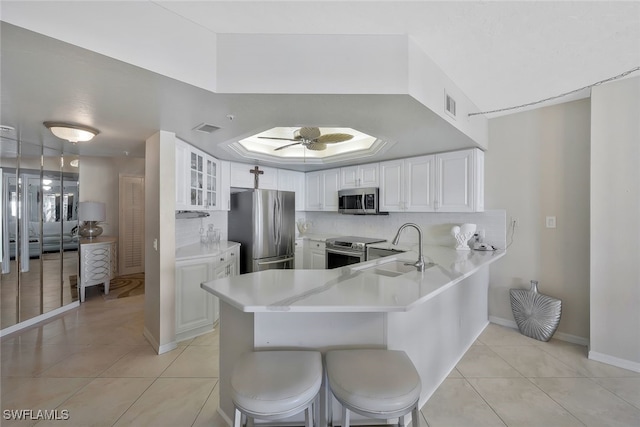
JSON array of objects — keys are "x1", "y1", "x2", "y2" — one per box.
[{"x1": 545, "y1": 216, "x2": 557, "y2": 228}]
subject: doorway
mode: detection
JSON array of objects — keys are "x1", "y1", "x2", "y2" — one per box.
[{"x1": 119, "y1": 174, "x2": 145, "y2": 275}]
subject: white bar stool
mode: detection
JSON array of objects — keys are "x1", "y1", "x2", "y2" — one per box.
[
  {"x1": 231, "y1": 350, "x2": 323, "y2": 427},
  {"x1": 325, "y1": 349, "x2": 422, "y2": 427}
]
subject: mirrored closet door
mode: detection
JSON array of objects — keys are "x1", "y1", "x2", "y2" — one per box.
[{"x1": 1, "y1": 137, "x2": 80, "y2": 331}]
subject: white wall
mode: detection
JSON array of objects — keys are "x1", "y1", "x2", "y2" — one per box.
[
  {"x1": 144, "y1": 131, "x2": 176, "y2": 355},
  {"x1": 485, "y1": 99, "x2": 591, "y2": 343},
  {"x1": 590, "y1": 76, "x2": 640, "y2": 370},
  {"x1": 79, "y1": 156, "x2": 144, "y2": 242}
]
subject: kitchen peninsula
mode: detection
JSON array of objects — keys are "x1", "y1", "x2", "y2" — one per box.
[{"x1": 202, "y1": 245, "x2": 505, "y2": 425}]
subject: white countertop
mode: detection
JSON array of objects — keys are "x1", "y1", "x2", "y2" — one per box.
[
  {"x1": 298, "y1": 233, "x2": 339, "y2": 242},
  {"x1": 201, "y1": 245, "x2": 505, "y2": 313},
  {"x1": 176, "y1": 241, "x2": 240, "y2": 261}
]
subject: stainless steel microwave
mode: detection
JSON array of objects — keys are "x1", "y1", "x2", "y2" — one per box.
[{"x1": 338, "y1": 187, "x2": 380, "y2": 214}]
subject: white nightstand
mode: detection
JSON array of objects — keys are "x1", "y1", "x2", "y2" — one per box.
[{"x1": 79, "y1": 236, "x2": 117, "y2": 302}]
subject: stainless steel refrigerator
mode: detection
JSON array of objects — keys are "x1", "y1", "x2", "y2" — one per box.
[{"x1": 228, "y1": 189, "x2": 295, "y2": 274}]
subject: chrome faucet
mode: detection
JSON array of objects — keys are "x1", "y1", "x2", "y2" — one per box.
[{"x1": 392, "y1": 223, "x2": 426, "y2": 272}]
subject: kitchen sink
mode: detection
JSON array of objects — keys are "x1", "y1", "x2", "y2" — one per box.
[{"x1": 355, "y1": 259, "x2": 436, "y2": 277}]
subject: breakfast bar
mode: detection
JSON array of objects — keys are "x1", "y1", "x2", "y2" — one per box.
[{"x1": 202, "y1": 245, "x2": 505, "y2": 425}]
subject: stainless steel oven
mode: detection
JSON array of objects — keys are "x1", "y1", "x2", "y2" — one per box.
[{"x1": 325, "y1": 236, "x2": 386, "y2": 269}]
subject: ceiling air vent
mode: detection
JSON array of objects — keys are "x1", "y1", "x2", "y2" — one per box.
[
  {"x1": 444, "y1": 92, "x2": 457, "y2": 119},
  {"x1": 193, "y1": 123, "x2": 220, "y2": 134}
]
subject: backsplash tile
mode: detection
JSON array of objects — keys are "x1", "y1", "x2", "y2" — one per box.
[
  {"x1": 175, "y1": 209, "x2": 506, "y2": 250},
  {"x1": 175, "y1": 211, "x2": 228, "y2": 249},
  {"x1": 303, "y1": 210, "x2": 506, "y2": 249}
]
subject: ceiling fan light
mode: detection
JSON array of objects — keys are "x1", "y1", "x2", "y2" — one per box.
[{"x1": 44, "y1": 121, "x2": 99, "y2": 143}]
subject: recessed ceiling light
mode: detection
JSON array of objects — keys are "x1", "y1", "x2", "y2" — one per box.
[
  {"x1": 0, "y1": 125, "x2": 16, "y2": 133},
  {"x1": 44, "y1": 121, "x2": 99, "y2": 143}
]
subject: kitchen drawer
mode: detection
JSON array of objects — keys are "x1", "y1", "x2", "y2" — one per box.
[
  {"x1": 217, "y1": 247, "x2": 239, "y2": 264},
  {"x1": 309, "y1": 240, "x2": 326, "y2": 251}
]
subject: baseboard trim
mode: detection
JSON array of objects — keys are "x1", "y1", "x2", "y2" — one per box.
[
  {"x1": 143, "y1": 327, "x2": 177, "y2": 355},
  {"x1": 589, "y1": 350, "x2": 640, "y2": 373},
  {"x1": 488, "y1": 315, "x2": 589, "y2": 346},
  {"x1": 0, "y1": 302, "x2": 80, "y2": 338}
]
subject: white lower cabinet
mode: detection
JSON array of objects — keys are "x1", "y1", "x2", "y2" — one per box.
[
  {"x1": 295, "y1": 238, "x2": 304, "y2": 269},
  {"x1": 175, "y1": 246, "x2": 239, "y2": 341},
  {"x1": 303, "y1": 240, "x2": 326, "y2": 269}
]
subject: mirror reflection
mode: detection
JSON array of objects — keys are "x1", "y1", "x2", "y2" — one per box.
[{"x1": 0, "y1": 137, "x2": 80, "y2": 330}]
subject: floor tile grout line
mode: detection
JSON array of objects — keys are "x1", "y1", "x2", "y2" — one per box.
[
  {"x1": 522, "y1": 376, "x2": 588, "y2": 427},
  {"x1": 109, "y1": 376, "x2": 161, "y2": 427},
  {"x1": 583, "y1": 376, "x2": 640, "y2": 411},
  {"x1": 460, "y1": 375, "x2": 509, "y2": 427},
  {"x1": 191, "y1": 379, "x2": 220, "y2": 427}
]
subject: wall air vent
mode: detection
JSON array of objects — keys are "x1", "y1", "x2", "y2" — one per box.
[
  {"x1": 193, "y1": 123, "x2": 220, "y2": 133},
  {"x1": 444, "y1": 92, "x2": 457, "y2": 119}
]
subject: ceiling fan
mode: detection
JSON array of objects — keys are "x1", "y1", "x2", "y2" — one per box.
[{"x1": 258, "y1": 127, "x2": 354, "y2": 151}]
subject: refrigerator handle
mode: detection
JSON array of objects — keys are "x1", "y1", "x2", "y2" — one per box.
[
  {"x1": 272, "y1": 196, "x2": 278, "y2": 244},
  {"x1": 257, "y1": 256, "x2": 294, "y2": 266},
  {"x1": 276, "y1": 194, "x2": 281, "y2": 246}
]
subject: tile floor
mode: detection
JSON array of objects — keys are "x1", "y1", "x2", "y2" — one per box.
[{"x1": 2, "y1": 294, "x2": 639, "y2": 427}]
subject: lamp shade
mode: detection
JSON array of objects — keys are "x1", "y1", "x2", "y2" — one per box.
[{"x1": 79, "y1": 201, "x2": 106, "y2": 222}]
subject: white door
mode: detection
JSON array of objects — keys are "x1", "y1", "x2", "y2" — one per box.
[{"x1": 119, "y1": 175, "x2": 145, "y2": 275}]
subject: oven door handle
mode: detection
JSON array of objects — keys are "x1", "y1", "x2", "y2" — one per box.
[{"x1": 326, "y1": 248, "x2": 363, "y2": 257}]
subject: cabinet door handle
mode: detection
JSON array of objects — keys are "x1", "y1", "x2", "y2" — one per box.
[{"x1": 220, "y1": 257, "x2": 225, "y2": 261}]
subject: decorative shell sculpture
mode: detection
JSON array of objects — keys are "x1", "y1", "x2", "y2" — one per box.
[{"x1": 510, "y1": 281, "x2": 562, "y2": 342}]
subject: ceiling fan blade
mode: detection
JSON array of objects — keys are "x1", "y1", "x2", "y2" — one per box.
[
  {"x1": 258, "y1": 136, "x2": 298, "y2": 141},
  {"x1": 274, "y1": 141, "x2": 303, "y2": 151},
  {"x1": 298, "y1": 127, "x2": 321, "y2": 140},
  {"x1": 316, "y1": 133, "x2": 354, "y2": 144},
  {"x1": 306, "y1": 142, "x2": 327, "y2": 151}
]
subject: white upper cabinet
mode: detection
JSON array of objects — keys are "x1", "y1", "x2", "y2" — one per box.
[
  {"x1": 219, "y1": 160, "x2": 231, "y2": 211},
  {"x1": 340, "y1": 163, "x2": 379, "y2": 189},
  {"x1": 277, "y1": 169, "x2": 306, "y2": 211},
  {"x1": 230, "y1": 163, "x2": 277, "y2": 190},
  {"x1": 175, "y1": 138, "x2": 226, "y2": 211},
  {"x1": 435, "y1": 149, "x2": 484, "y2": 212},
  {"x1": 404, "y1": 155, "x2": 437, "y2": 211},
  {"x1": 380, "y1": 149, "x2": 483, "y2": 213},
  {"x1": 380, "y1": 155, "x2": 435, "y2": 212},
  {"x1": 204, "y1": 156, "x2": 219, "y2": 210},
  {"x1": 175, "y1": 139, "x2": 207, "y2": 210},
  {"x1": 175, "y1": 138, "x2": 190, "y2": 210},
  {"x1": 305, "y1": 169, "x2": 339, "y2": 211}
]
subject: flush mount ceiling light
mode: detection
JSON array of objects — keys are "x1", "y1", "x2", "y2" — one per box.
[{"x1": 44, "y1": 121, "x2": 99, "y2": 143}]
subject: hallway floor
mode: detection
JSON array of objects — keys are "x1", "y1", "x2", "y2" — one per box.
[{"x1": 2, "y1": 294, "x2": 639, "y2": 426}]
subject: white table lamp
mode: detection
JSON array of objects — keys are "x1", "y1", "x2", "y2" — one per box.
[{"x1": 79, "y1": 201, "x2": 106, "y2": 238}]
